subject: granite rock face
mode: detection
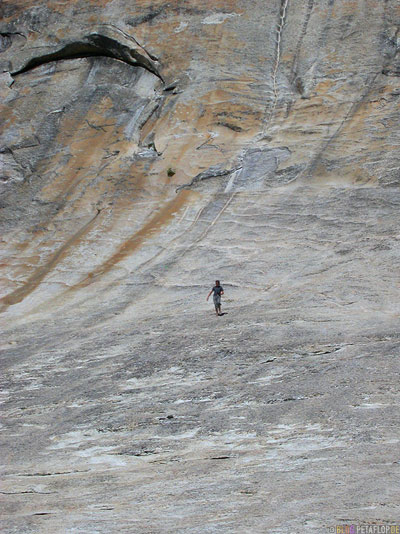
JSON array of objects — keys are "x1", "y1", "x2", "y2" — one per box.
[{"x1": 1, "y1": 1, "x2": 400, "y2": 533}]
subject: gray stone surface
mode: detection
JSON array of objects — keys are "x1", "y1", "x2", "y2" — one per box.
[{"x1": 2, "y1": 185, "x2": 400, "y2": 533}]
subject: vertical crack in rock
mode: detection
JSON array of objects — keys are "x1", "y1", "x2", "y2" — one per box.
[
  {"x1": 264, "y1": 0, "x2": 289, "y2": 132},
  {"x1": 290, "y1": 0, "x2": 314, "y2": 85}
]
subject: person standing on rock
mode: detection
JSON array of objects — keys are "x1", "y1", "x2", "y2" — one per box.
[{"x1": 207, "y1": 280, "x2": 224, "y2": 316}]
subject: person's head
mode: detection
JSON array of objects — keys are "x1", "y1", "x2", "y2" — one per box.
[{"x1": 215, "y1": 280, "x2": 220, "y2": 286}]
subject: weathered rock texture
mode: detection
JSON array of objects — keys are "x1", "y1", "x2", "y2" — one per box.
[{"x1": 1, "y1": 1, "x2": 400, "y2": 533}]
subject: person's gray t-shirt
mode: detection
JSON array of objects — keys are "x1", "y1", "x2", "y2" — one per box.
[{"x1": 212, "y1": 286, "x2": 223, "y2": 296}]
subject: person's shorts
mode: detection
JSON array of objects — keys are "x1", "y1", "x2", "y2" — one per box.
[{"x1": 213, "y1": 295, "x2": 221, "y2": 309}]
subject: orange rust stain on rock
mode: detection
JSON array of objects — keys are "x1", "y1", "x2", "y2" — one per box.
[
  {"x1": 281, "y1": 52, "x2": 293, "y2": 63},
  {"x1": 9, "y1": 131, "x2": 153, "y2": 293},
  {"x1": 71, "y1": 189, "x2": 196, "y2": 289},
  {"x1": 311, "y1": 161, "x2": 376, "y2": 186},
  {"x1": 0, "y1": 106, "x2": 17, "y2": 127},
  {"x1": 57, "y1": 96, "x2": 114, "y2": 144},
  {"x1": 0, "y1": 211, "x2": 100, "y2": 312},
  {"x1": 153, "y1": 83, "x2": 260, "y2": 181},
  {"x1": 40, "y1": 97, "x2": 117, "y2": 202},
  {"x1": 51, "y1": 0, "x2": 112, "y2": 15},
  {"x1": 15, "y1": 242, "x2": 30, "y2": 252},
  {"x1": 313, "y1": 79, "x2": 338, "y2": 94},
  {"x1": 55, "y1": 28, "x2": 66, "y2": 40}
]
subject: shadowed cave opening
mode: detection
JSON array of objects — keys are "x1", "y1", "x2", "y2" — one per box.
[{"x1": 11, "y1": 33, "x2": 163, "y2": 81}]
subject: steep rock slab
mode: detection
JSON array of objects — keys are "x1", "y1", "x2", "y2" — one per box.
[
  {"x1": 1, "y1": 2, "x2": 400, "y2": 533},
  {"x1": 1, "y1": 1, "x2": 399, "y2": 313}
]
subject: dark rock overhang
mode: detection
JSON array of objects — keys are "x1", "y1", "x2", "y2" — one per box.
[{"x1": 11, "y1": 33, "x2": 163, "y2": 81}]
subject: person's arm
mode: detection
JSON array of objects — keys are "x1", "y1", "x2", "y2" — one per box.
[
  {"x1": 220, "y1": 287, "x2": 224, "y2": 296},
  {"x1": 206, "y1": 289, "x2": 213, "y2": 301}
]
